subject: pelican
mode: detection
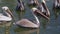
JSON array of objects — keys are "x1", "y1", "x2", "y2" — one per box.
[
  {"x1": 37, "y1": 0, "x2": 50, "y2": 17},
  {"x1": 53, "y1": 0, "x2": 60, "y2": 8},
  {"x1": 28, "y1": 0, "x2": 39, "y2": 6},
  {"x1": 0, "y1": 6, "x2": 13, "y2": 22},
  {"x1": 16, "y1": 0, "x2": 25, "y2": 11},
  {"x1": 14, "y1": 8, "x2": 40, "y2": 28}
]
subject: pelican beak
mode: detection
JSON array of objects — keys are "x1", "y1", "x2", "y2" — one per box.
[
  {"x1": 32, "y1": 7, "x2": 49, "y2": 20},
  {"x1": 6, "y1": 9, "x2": 13, "y2": 17}
]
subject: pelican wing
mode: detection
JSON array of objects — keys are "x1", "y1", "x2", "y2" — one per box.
[{"x1": 16, "y1": 19, "x2": 39, "y2": 28}]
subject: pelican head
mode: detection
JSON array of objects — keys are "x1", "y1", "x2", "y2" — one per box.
[
  {"x1": 32, "y1": 7, "x2": 38, "y2": 12},
  {"x1": 2, "y1": 6, "x2": 9, "y2": 10},
  {"x1": 32, "y1": 7, "x2": 40, "y2": 15},
  {"x1": 42, "y1": 0, "x2": 45, "y2": 3}
]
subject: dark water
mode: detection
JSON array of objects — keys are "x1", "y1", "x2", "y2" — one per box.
[{"x1": 0, "y1": 0, "x2": 60, "y2": 34}]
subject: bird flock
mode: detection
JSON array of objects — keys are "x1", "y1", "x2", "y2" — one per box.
[{"x1": 0, "y1": 0, "x2": 60, "y2": 28}]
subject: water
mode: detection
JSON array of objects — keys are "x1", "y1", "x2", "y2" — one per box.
[{"x1": 0, "y1": 0, "x2": 60, "y2": 34}]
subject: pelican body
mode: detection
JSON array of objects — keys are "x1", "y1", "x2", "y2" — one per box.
[
  {"x1": 0, "y1": 13, "x2": 12, "y2": 21},
  {"x1": 14, "y1": 8, "x2": 40, "y2": 28},
  {"x1": 16, "y1": 0, "x2": 25, "y2": 11},
  {"x1": 53, "y1": 0, "x2": 60, "y2": 8}
]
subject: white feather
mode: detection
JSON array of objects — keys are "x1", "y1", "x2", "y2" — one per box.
[
  {"x1": 32, "y1": 7, "x2": 38, "y2": 11},
  {"x1": 2, "y1": 6, "x2": 9, "y2": 10}
]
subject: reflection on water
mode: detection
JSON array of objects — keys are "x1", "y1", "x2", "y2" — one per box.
[
  {"x1": 16, "y1": 10, "x2": 26, "y2": 20},
  {"x1": 53, "y1": 9, "x2": 60, "y2": 20},
  {"x1": 41, "y1": 18, "x2": 49, "y2": 29},
  {"x1": 14, "y1": 27, "x2": 40, "y2": 34},
  {"x1": 0, "y1": 22, "x2": 12, "y2": 34},
  {"x1": 7, "y1": 24, "x2": 40, "y2": 34}
]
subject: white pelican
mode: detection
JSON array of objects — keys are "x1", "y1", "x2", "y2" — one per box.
[
  {"x1": 53, "y1": 0, "x2": 60, "y2": 8},
  {"x1": 16, "y1": 0, "x2": 25, "y2": 11},
  {"x1": 14, "y1": 7, "x2": 40, "y2": 28},
  {"x1": 0, "y1": 6, "x2": 13, "y2": 22}
]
